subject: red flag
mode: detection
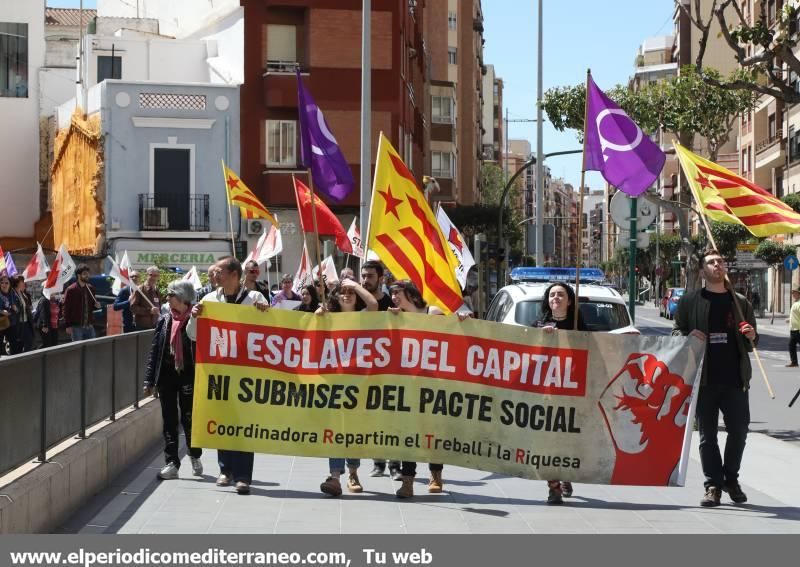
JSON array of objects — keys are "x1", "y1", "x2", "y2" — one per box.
[
  {"x1": 23, "y1": 243, "x2": 49, "y2": 282},
  {"x1": 293, "y1": 176, "x2": 353, "y2": 254}
]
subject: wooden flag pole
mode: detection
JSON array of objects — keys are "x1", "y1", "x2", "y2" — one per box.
[
  {"x1": 294, "y1": 174, "x2": 326, "y2": 304},
  {"x1": 574, "y1": 69, "x2": 591, "y2": 331},
  {"x1": 222, "y1": 161, "x2": 237, "y2": 257}
]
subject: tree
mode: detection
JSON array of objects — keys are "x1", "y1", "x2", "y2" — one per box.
[
  {"x1": 710, "y1": 221, "x2": 752, "y2": 260},
  {"x1": 648, "y1": 233, "x2": 682, "y2": 294},
  {"x1": 755, "y1": 240, "x2": 797, "y2": 322},
  {"x1": 478, "y1": 163, "x2": 524, "y2": 254},
  {"x1": 783, "y1": 192, "x2": 800, "y2": 214},
  {"x1": 677, "y1": 0, "x2": 800, "y2": 104}
]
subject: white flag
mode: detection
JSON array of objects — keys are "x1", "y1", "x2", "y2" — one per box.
[
  {"x1": 292, "y1": 241, "x2": 313, "y2": 293},
  {"x1": 22, "y1": 242, "x2": 49, "y2": 282},
  {"x1": 347, "y1": 217, "x2": 364, "y2": 258},
  {"x1": 43, "y1": 244, "x2": 76, "y2": 299},
  {"x1": 435, "y1": 207, "x2": 475, "y2": 290},
  {"x1": 182, "y1": 265, "x2": 203, "y2": 291},
  {"x1": 312, "y1": 256, "x2": 339, "y2": 287},
  {"x1": 111, "y1": 250, "x2": 131, "y2": 295}
]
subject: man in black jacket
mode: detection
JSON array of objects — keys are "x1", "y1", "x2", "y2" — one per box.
[{"x1": 672, "y1": 248, "x2": 757, "y2": 507}]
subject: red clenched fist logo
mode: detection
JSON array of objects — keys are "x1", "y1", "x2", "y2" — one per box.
[{"x1": 598, "y1": 353, "x2": 693, "y2": 485}]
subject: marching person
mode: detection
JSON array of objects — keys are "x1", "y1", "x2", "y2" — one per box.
[
  {"x1": 130, "y1": 266, "x2": 162, "y2": 330},
  {"x1": 388, "y1": 279, "x2": 446, "y2": 498},
  {"x1": 673, "y1": 248, "x2": 757, "y2": 507},
  {"x1": 243, "y1": 260, "x2": 271, "y2": 300},
  {"x1": 144, "y1": 280, "x2": 204, "y2": 480},
  {"x1": 62, "y1": 264, "x2": 100, "y2": 342},
  {"x1": 35, "y1": 289, "x2": 61, "y2": 349},
  {"x1": 0, "y1": 274, "x2": 20, "y2": 355},
  {"x1": 293, "y1": 283, "x2": 320, "y2": 313},
  {"x1": 187, "y1": 257, "x2": 270, "y2": 495},
  {"x1": 12, "y1": 275, "x2": 34, "y2": 352},
  {"x1": 315, "y1": 278, "x2": 378, "y2": 496},
  {"x1": 786, "y1": 287, "x2": 800, "y2": 367},
  {"x1": 271, "y1": 274, "x2": 301, "y2": 306},
  {"x1": 198, "y1": 265, "x2": 219, "y2": 300},
  {"x1": 113, "y1": 271, "x2": 140, "y2": 333},
  {"x1": 532, "y1": 282, "x2": 588, "y2": 505}
]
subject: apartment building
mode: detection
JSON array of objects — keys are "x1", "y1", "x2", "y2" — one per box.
[{"x1": 481, "y1": 63, "x2": 503, "y2": 167}]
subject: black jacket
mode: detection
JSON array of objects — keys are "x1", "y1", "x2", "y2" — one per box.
[{"x1": 144, "y1": 312, "x2": 196, "y2": 388}]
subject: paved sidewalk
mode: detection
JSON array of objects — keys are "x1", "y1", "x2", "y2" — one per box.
[{"x1": 59, "y1": 432, "x2": 800, "y2": 534}]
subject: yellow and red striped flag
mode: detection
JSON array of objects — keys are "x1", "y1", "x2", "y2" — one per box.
[
  {"x1": 673, "y1": 142, "x2": 800, "y2": 236},
  {"x1": 366, "y1": 133, "x2": 463, "y2": 314},
  {"x1": 221, "y1": 161, "x2": 279, "y2": 228}
]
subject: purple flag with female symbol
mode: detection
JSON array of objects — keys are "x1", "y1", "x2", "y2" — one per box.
[
  {"x1": 584, "y1": 75, "x2": 665, "y2": 196},
  {"x1": 297, "y1": 70, "x2": 355, "y2": 203}
]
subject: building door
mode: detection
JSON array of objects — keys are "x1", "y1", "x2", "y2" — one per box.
[{"x1": 154, "y1": 148, "x2": 190, "y2": 230}]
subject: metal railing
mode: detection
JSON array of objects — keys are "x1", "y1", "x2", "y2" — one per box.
[
  {"x1": 138, "y1": 194, "x2": 209, "y2": 232},
  {"x1": 0, "y1": 330, "x2": 154, "y2": 477},
  {"x1": 755, "y1": 129, "x2": 784, "y2": 154}
]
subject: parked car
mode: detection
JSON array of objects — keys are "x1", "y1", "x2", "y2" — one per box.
[
  {"x1": 484, "y1": 282, "x2": 639, "y2": 334},
  {"x1": 664, "y1": 288, "x2": 685, "y2": 320}
]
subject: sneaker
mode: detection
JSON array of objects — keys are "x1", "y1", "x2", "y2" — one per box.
[
  {"x1": 216, "y1": 473, "x2": 231, "y2": 487},
  {"x1": 546, "y1": 481, "x2": 563, "y2": 505},
  {"x1": 560, "y1": 481, "x2": 574, "y2": 497},
  {"x1": 347, "y1": 472, "x2": 363, "y2": 493},
  {"x1": 369, "y1": 465, "x2": 386, "y2": 477},
  {"x1": 190, "y1": 457, "x2": 203, "y2": 476},
  {"x1": 320, "y1": 476, "x2": 343, "y2": 496},
  {"x1": 723, "y1": 481, "x2": 748, "y2": 504},
  {"x1": 157, "y1": 463, "x2": 179, "y2": 480},
  {"x1": 700, "y1": 486, "x2": 721, "y2": 507},
  {"x1": 235, "y1": 481, "x2": 250, "y2": 495},
  {"x1": 389, "y1": 467, "x2": 402, "y2": 481}
]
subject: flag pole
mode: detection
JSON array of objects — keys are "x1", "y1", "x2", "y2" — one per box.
[
  {"x1": 294, "y1": 174, "x2": 326, "y2": 303},
  {"x1": 574, "y1": 69, "x2": 591, "y2": 331},
  {"x1": 363, "y1": 134, "x2": 384, "y2": 268},
  {"x1": 222, "y1": 160, "x2": 237, "y2": 257},
  {"x1": 675, "y1": 142, "x2": 775, "y2": 399}
]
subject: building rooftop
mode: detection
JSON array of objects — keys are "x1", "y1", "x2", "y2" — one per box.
[{"x1": 45, "y1": 8, "x2": 97, "y2": 27}]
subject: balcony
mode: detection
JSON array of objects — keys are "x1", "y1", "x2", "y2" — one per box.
[
  {"x1": 138, "y1": 194, "x2": 209, "y2": 232},
  {"x1": 755, "y1": 130, "x2": 785, "y2": 170}
]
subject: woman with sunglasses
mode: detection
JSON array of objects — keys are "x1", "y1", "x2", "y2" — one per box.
[{"x1": 315, "y1": 278, "x2": 378, "y2": 496}]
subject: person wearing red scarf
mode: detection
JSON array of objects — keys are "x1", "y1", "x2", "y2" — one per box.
[{"x1": 144, "y1": 280, "x2": 203, "y2": 481}]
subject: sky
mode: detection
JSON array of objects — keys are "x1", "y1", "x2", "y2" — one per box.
[{"x1": 46, "y1": 0, "x2": 674, "y2": 189}]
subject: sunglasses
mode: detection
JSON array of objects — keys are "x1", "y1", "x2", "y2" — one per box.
[{"x1": 248, "y1": 269, "x2": 259, "y2": 273}]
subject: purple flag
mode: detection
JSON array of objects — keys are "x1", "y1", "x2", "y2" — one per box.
[
  {"x1": 584, "y1": 75, "x2": 665, "y2": 196},
  {"x1": 4, "y1": 253, "x2": 17, "y2": 277},
  {"x1": 297, "y1": 70, "x2": 355, "y2": 202}
]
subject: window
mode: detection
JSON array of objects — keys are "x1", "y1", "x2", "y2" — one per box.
[
  {"x1": 97, "y1": 55, "x2": 122, "y2": 82},
  {"x1": 0, "y1": 22, "x2": 28, "y2": 98},
  {"x1": 790, "y1": 128, "x2": 800, "y2": 164},
  {"x1": 768, "y1": 0, "x2": 776, "y2": 25},
  {"x1": 432, "y1": 151, "x2": 454, "y2": 178},
  {"x1": 448, "y1": 47, "x2": 457, "y2": 65},
  {"x1": 768, "y1": 112, "x2": 777, "y2": 140},
  {"x1": 431, "y1": 96, "x2": 454, "y2": 123},
  {"x1": 266, "y1": 24, "x2": 297, "y2": 71},
  {"x1": 448, "y1": 11, "x2": 457, "y2": 30},
  {"x1": 266, "y1": 120, "x2": 296, "y2": 167}
]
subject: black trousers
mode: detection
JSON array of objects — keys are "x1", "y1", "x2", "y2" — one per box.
[
  {"x1": 696, "y1": 383, "x2": 749, "y2": 489},
  {"x1": 401, "y1": 462, "x2": 443, "y2": 477},
  {"x1": 789, "y1": 330, "x2": 800, "y2": 364},
  {"x1": 40, "y1": 328, "x2": 58, "y2": 349},
  {"x1": 157, "y1": 366, "x2": 201, "y2": 466}
]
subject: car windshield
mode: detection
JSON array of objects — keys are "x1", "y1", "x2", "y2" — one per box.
[
  {"x1": 514, "y1": 300, "x2": 631, "y2": 332},
  {"x1": 674, "y1": 289, "x2": 685, "y2": 297}
]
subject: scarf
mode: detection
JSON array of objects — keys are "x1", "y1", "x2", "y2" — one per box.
[{"x1": 169, "y1": 307, "x2": 191, "y2": 372}]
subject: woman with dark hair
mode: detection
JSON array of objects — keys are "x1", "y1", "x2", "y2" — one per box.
[
  {"x1": 144, "y1": 280, "x2": 204, "y2": 481},
  {"x1": 315, "y1": 278, "x2": 378, "y2": 496},
  {"x1": 293, "y1": 284, "x2": 320, "y2": 313},
  {"x1": 388, "y1": 279, "x2": 445, "y2": 498},
  {"x1": 0, "y1": 274, "x2": 20, "y2": 356},
  {"x1": 533, "y1": 282, "x2": 587, "y2": 505},
  {"x1": 12, "y1": 275, "x2": 33, "y2": 353}
]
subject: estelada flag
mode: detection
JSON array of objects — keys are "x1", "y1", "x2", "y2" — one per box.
[
  {"x1": 366, "y1": 133, "x2": 463, "y2": 314},
  {"x1": 222, "y1": 161, "x2": 279, "y2": 228},
  {"x1": 293, "y1": 176, "x2": 352, "y2": 254},
  {"x1": 674, "y1": 141, "x2": 800, "y2": 236}
]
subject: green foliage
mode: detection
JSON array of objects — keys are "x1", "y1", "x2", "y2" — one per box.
[
  {"x1": 754, "y1": 240, "x2": 796, "y2": 266},
  {"x1": 541, "y1": 66, "x2": 756, "y2": 159},
  {"x1": 782, "y1": 193, "x2": 800, "y2": 214},
  {"x1": 476, "y1": 163, "x2": 524, "y2": 253},
  {"x1": 710, "y1": 221, "x2": 752, "y2": 260}
]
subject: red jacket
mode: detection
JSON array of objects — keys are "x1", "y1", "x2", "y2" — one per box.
[{"x1": 62, "y1": 282, "x2": 96, "y2": 327}]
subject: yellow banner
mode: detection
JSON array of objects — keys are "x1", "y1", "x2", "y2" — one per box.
[{"x1": 191, "y1": 303, "x2": 705, "y2": 485}]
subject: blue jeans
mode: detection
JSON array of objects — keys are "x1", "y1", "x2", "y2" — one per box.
[
  {"x1": 70, "y1": 326, "x2": 96, "y2": 341},
  {"x1": 697, "y1": 384, "x2": 749, "y2": 489},
  {"x1": 329, "y1": 458, "x2": 360, "y2": 474},
  {"x1": 218, "y1": 450, "x2": 254, "y2": 483}
]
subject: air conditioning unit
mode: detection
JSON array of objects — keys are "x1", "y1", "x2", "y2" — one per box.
[
  {"x1": 247, "y1": 219, "x2": 265, "y2": 236},
  {"x1": 142, "y1": 207, "x2": 168, "y2": 230}
]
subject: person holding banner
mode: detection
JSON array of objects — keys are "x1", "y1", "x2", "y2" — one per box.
[
  {"x1": 388, "y1": 280, "x2": 446, "y2": 498},
  {"x1": 113, "y1": 271, "x2": 140, "y2": 333},
  {"x1": 672, "y1": 249, "x2": 756, "y2": 507},
  {"x1": 243, "y1": 260, "x2": 271, "y2": 300},
  {"x1": 187, "y1": 257, "x2": 270, "y2": 495},
  {"x1": 293, "y1": 284, "x2": 320, "y2": 313},
  {"x1": 272, "y1": 274, "x2": 301, "y2": 306},
  {"x1": 316, "y1": 278, "x2": 378, "y2": 496},
  {"x1": 144, "y1": 280, "x2": 204, "y2": 481},
  {"x1": 533, "y1": 282, "x2": 588, "y2": 505}
]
